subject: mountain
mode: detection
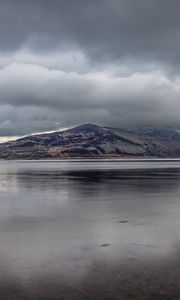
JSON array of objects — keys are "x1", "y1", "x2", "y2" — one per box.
[{"x1": 1, "y1": 123, "x2": 180, "y2": 159}]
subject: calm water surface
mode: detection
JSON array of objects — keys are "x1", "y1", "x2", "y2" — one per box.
[{"x1": 0, "y1": 160, "x2": 180, "y2": 299}]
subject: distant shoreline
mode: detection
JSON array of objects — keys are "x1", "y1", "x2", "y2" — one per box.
[{"x1": 1, "y1": 158, "x2": 180, "y2": 162}]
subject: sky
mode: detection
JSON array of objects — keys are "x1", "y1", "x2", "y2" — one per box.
[{"x1": 0, "y1": 0, "x2": 180, "y2": 139}]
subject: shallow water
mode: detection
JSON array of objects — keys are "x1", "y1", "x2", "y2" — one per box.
[{"x1": 0, "y1": 160, "x2": 180, "y2": 299}]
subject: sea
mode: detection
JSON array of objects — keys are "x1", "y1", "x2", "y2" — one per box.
[{"x1": 0, "y1": 160, "x2": 180, "y2": 299}]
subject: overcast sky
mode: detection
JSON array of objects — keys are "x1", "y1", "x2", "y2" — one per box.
[{"x1": 0, "y1": 0, "x2": 180, "y2": 138}]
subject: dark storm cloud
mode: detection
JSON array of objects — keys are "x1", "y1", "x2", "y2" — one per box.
[
  {"x1": 0, "y1": 0, "x2": 180, "y2": 137},
  {"x1": 0, "y1": 0, "x2": 180, "y2": 67}
]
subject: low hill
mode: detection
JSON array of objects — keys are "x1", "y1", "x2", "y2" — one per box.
[{"x1": 0, "y1": 123, "x2": 180, "y2": 159}]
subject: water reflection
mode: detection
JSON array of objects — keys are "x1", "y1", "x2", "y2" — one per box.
[{"x1": 0, "y1": 161, "x2": 180, "y2": 299}]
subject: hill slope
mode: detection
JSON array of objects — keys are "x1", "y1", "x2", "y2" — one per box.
[{"x1": 0, "y1": 124, "x2": 180, "y2": 159}]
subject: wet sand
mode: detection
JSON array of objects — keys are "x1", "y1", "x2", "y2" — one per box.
[
  {"x1": 0, "y1": 160, "x2": 180, "y2": 299},
  {"x1": 0, "y1": 258, "x2": 180, "y2": 300}
]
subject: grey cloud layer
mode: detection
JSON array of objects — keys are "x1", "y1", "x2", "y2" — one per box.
[
  {"x1": 0, "y1": 0, "x2": 180, "y2": 136},
  {"x1": 1, "y1": 0, "x2": 180, "y2": 67},
  {"x1": 0, "y1": 63, "x2": 180, "y2": 136}
]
